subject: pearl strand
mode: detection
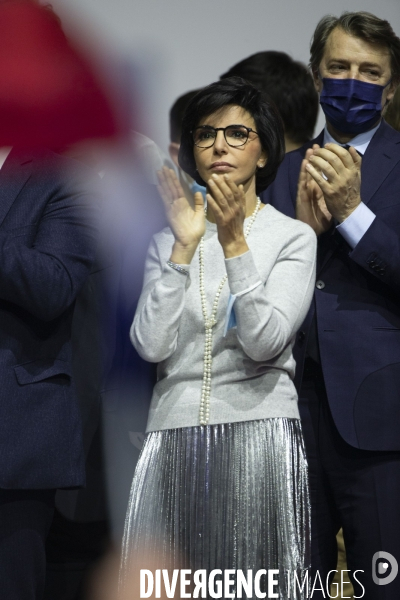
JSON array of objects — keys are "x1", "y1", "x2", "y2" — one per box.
[{"x1": 198, "y1": 197, "x2": 261, "y2": 425}]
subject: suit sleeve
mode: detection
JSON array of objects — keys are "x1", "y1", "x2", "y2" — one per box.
[
  {"x1": 0, "y1": 166, "x2": 97, "y2": 321},
  {"x1": 348, "y1": 212, "x2": 400, "y2": 293}
]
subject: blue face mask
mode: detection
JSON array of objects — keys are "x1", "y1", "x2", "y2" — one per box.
[{"x1": 319, "y1": 77, "x2": 391, "y2": 134}]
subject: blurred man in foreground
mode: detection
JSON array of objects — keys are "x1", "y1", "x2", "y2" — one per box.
[
  {"x1": 0, "y1": 2, "x2": 118, "y2": 598},
  {"x1": 0, "y1": 147, "x2": 97, "y2": 600}
]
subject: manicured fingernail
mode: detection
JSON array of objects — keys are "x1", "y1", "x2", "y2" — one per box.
[
  {"x1": 212, "y1": 173, "x2": 219, "y2": 179},
  {"x1": 223, "y1": 174, "x2": 229, "y2": 179}
]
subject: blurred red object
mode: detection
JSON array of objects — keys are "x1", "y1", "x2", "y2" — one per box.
[{"x1": 0, "y1": 0, "x2": 120, "y2": 146}]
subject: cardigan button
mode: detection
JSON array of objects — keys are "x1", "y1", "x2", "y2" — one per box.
[{"x1": 316, "y1": 280, "x2": 325, "y2": 290}]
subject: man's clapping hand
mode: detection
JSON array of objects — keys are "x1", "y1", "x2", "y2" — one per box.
[
  {"x1": 304, "y1": 143, "x2": 362, "y2": 224},
  {"x1": 296, "y1": 145, "x2": 333, "y2": 236}
]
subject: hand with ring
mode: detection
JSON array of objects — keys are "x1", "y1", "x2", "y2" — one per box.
[{"x1": 305, "y1": 143, "x2": 362, "y2": 223}]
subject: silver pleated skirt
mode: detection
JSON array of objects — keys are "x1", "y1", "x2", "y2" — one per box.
[{"x1": 120, "y1": 418, "x2": 310, "y2": 599}]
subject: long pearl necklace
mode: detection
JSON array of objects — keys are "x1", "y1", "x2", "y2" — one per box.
[{"x1": 198, "y1": 197, "x2": 261, "y2": 425}]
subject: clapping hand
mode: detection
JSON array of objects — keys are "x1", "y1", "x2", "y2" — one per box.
[
  {"x1": 305, "y1": 143, "x2": 362, "y2": 223},
  {"x1": 207, "y1": 173, "x2": 249, "y2": 258},
  {"x1": 157, "y1": 166, "x2": 205, "y2": 263},
  {"x1": 296, "y1": 145, "x2": 333, "y2": 236}
]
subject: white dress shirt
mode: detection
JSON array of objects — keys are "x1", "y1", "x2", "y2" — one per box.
[{"x1": 322, "y1": 124, "x2": 379, "y2": 248}]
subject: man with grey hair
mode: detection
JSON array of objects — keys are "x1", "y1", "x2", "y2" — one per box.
[{"x1": 262, "y1": 11, "x2": 400, "y2": 599}]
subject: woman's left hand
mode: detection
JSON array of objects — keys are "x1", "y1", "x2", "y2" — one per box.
[{"x1": 207, "y1": 174, "x2": 249, "y2": 258}]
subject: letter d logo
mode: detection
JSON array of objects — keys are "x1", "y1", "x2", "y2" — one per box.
[{"x1": 372, "y1": 552, "x2": 398, "y2": 586}]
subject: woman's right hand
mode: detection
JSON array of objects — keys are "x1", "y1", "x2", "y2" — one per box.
[{"x1": 157, "y1": 167, "x2": 205, "y2": 264}]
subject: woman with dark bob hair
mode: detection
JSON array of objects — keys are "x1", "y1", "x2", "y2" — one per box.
[
  {"x1": 179, "y1": 77, "x2": 285, "y2": 194},
  {"x1": 120, "y1": 78, "x2": 316, "y2": 598}
]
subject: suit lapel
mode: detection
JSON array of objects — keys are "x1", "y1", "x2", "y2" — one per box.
[
  {"x1": 361, "y1": 121, "x2": 400, "y2": 206},
  {"x1": 310, "y1": 130, "x2": 324, "y2": 151},
  {"x1": 0, "y1": 148, "x2": 33, "y2": 227},
  {"x1": 317, "y1": 227, "x2": 347, "y2": 275}
]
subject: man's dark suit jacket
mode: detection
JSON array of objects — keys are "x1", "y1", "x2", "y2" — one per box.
[
  {"x1": 0, "y1": 147, "x2": 96, "y2": 489},
  {"x1": 261, "y1": 120, "x2": 400, "y2": 452}
]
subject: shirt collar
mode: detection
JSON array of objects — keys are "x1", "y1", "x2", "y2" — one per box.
[{"x1": 323, "y1": 122, "x2": 380, "y2": 155}]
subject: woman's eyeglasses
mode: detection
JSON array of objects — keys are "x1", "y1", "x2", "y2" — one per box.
[{"x1": 192, "y1": 124, "x2": 258, "y2": 148}]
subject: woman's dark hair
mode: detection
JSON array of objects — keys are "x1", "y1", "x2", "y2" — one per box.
[{"x1": 178, "y1": 77, "x2": 285, "y2": 194}]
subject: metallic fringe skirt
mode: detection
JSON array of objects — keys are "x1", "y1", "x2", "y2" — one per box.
[{"x1": 120, "y1": 418, "x2": 310, "y2": 599}]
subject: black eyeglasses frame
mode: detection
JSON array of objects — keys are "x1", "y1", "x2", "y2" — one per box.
[{"x1": 191, "y1": 124, "x2": 259, "y2": 148}]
